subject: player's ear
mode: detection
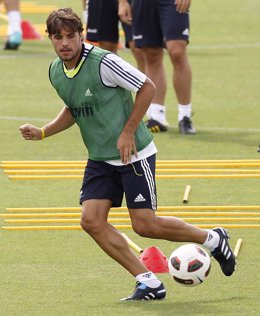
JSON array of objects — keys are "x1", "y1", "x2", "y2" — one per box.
[{"x1": 80, "y1": 33, "x2": 84, "y2": 42}]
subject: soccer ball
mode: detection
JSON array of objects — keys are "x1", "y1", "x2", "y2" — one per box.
[{"x1": 168, "y1": 243, "x2": 211, "y2": 287}]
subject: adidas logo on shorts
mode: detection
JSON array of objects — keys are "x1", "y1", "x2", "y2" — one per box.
[{"x1": 134, "y1": 194, "x2": 146, "y2": 202}]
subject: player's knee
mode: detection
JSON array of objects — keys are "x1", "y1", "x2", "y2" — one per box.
[
  {"x1": 132, "y1": 225, "x2": 148, "y2": 237},
  {"x1": 144, "y1": 49, "x2": 163, "y2": 67},
  {"x1": 80, "y1": 217, "x2": 91, "y2": 232},
  {"x1": 132, "y1": 220, "x2": 154, "y2": 238},
  {"x1": 168, "y1": 48, "x2": 186, "y2": 65},
  {"x1": 171, "y1": 50, "x2": 185, "y2": 64},
  {"x1": 80, "y1": 216, "x2": 102, "y2": 234}
]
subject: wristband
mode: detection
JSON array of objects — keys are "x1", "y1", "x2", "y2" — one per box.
[{"x1": 40, "y1": 128, "x2": 45, "y2": 140}]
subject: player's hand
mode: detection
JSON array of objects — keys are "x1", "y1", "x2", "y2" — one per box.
[
  {"x1": 118, "y1": 0, "x2": 132, "y2": 25},
  {"x1": 19, "y1": 124, "x2": 42, "y2": 140},
  {"x1": 175, "y1": 0, "x2": 191, "y2": 13},
  {"x1": 117, "y1": 131, "x2": 138, "y2": 164}
]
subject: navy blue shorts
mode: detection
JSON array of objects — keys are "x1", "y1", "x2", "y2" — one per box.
[
  {"x1": 80, "y1": 155, "x2": 157, "y2": 210},
  {"x1": 132, "y1": 0, "x2": 190, "y2": 48},
  {"x1": 86, "y1": 0, "x2": 133, "y2": 47}
]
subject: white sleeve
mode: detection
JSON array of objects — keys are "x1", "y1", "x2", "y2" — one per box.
[{"x1": 100, "y1": 53, "x2": 147, "y2": 93}]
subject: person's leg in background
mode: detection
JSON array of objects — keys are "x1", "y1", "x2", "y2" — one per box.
[{"x1": 3, "y1": 0, "x2": 22, "y2": 50}]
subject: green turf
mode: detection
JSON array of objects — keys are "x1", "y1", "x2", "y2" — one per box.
[{"x1": 0, "y1": 0, "x2": 260, "y2": 315}]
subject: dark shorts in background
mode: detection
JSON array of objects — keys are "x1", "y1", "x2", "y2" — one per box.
[
  {"x1": 132, "y1": 0, "x2": 190, "y2": 48},
  {"x1": 80, "y1": 155, "x2": 157, "y2": 210},
  {"x1": 86, "y1": 0, "x2": 133, "y2": 47}
]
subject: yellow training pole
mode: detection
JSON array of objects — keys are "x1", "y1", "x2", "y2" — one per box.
[
  {"x1": 2, "y1": 162, "x2": 260, "y2": 169},
  {"x1": 122, "y1": 233, "x2": 143, "y2": 253},
  {"x1": 6, "y1": 205, "x2": 260, "y2": 212},
  {"x1": 6, "y1": 207, "x2": 82, "y2": 212},
  {"x1": 5, "y1": 168, "x2": 260, "y2": 175},
  {"x1": 2, "y1": 159, "x2": 260, "y2": 164},
  {"x1": 7, "y1": 174, "x2": 260, "y2": 180},
  {"x1": 2, "y1": 225, "x2": 132, "y2": 231},
  {"x1": 8, "y1": 175, "x2": 83, "y2": 180},
  {"x1": 2, "y1": 164, "x2": 85, "y2": 169},
  {"x1": 1, "y1": 160, "x2": 86, "y2": 164},
  {"x1": 155, "y1": 162, "x2": 260, "y2": 168},
  {"x1": 0, "y1": 213, "x2": 82, "y2": 218},
  {"x1": 183, "y1": 185, "x2": 191, "y2": 203},
  {"x1": 156, "y1": 174, "x2": 260, "y2": 179},
  {"x1": 4, "y1": 169, "x2": 84, "y2": 175},
  {"x1": 2, "y1": 211, "x2": 260, "y2": 218},
  {"x1": 5, "y1": 217, "x2": 260, "y2": 224},
  {"x1": 156, "y1": 169, "x2": 260, "y2": 174},
  {"x1": 234, "y1": 238, "x2": 243, "y2": 258},
  {"x1": 4, "y1": 218, "x2": 130, "y2": 223},
  {"x1": 2, "y1": 224, "x2": 260, "y2": 230}
]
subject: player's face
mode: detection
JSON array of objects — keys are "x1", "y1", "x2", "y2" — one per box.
[{"x1": 50, "y1": 28, "x2": 83, "y2": 69}]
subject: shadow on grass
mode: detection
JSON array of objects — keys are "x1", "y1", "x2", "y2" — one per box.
[
  {"x1": 115, "y1": 295, "x2": 247, "y2": 316},
  {"x1": 173, "y1": 128, "x2": 257, "y2": 146}
]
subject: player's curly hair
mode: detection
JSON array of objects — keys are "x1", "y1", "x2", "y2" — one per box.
[{"x1": 45, "y1": 8, "x2": 84, "y2": 36}]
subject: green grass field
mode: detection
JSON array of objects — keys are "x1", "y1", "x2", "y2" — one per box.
[{"x1": 0, "y1": 0, "x2": 260, "y2": 315}]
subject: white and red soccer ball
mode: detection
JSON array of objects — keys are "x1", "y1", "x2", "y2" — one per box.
[{"x1": 168, "y1": 244, "x2": 211, "y2": 287}]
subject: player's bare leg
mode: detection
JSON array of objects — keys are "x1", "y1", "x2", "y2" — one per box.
[
  {"x1": 80, "y1": 199, "x2": 148, "y2": 277},
  {"x1": 81, "y1": 200, "x2": 168, "y2": 300},
  {"x1": 129, "y1": 208, "x2": 207, "y2": 243},
  {"x1": 3, "y1": 0, "x2": 22, "y2": 50},
  {"x1": 142, "y1": 47, "x2": 168, "y2": 132},
  {"x1": 129, "y1": 208, "x2": 236, "y2": 276},
  {"x1": 98, "y1": 41, "x2": 118, "y2": 53},
  {"x1": 142, "y1": 47, "x2": 166, "y2": 106},
  {"x1": 128, "y1": 40, "x2": 145, "y2": 72},
  {"x1": 166, "y1": 39, "x2": 191, "y2": 105},
  {"x1": 166, "y1": 39, "x2": 195, "y2": 134}
]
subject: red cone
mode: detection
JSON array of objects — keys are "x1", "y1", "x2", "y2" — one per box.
[
  {"x1": 139, "y1": 246, "x2": 169, "y2": 273},
  {"x1": 21, "y1": 20, "x2": 42, "y2": 40}
]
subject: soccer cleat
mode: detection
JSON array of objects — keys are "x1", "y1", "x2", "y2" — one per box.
[
  {"x1": 211, "y1": 227, "x2": 236, "y2": 276},
  {"x1": 120, "y1": 282, "x2": 166, "y2": 301},
  {"x1": 146, "y1": 119, "x2": 169, "y2": 132},
  {"x1": 4, "y1": 31, "x2": 22, "y2": 50},
  {"x1": 178, "y1": 116, "x2": 196, "y2": 134}
]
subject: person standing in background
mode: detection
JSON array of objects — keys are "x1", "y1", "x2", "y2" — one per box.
[{"x1": 129, "y1": 0, "x2": 195, "y2": 134}]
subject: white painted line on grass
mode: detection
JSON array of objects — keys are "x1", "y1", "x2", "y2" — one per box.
[
  {"x1": 0, "y1": 115, "x2": 50, "y2": 122},
  {"x1": 1, "y1": 115, "x2": 260, "y2": 133},
  {"x1": 198, "y1": 126, "x2": 260, "y2": 133},
  {"x1": 190, "y1": 42, "x2": 260, "y2": 50}
]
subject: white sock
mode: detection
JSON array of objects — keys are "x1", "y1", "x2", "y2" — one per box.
[
  {"x1": 7, "y1": 11, "x2": 22, "y2": 35},
  {"x1": 135, "y1": 271, "x2": 161, "y2": 288},
  {"x1": 147, "y1": 103, "x2": 168, "y2": 125},
  {"x1": 202, "y1": 229, "x2": 220, "y2": 252},
  {"x1": 178, "y1": 103, "x2": 192, "y2": 121}
]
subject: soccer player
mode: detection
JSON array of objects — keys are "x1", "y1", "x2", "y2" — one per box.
[
  {"x1": 130, "y1": 0, "x2": 195, "y2": 134},
  {"x1": 19, "y1": 8, "x2": 236, "y2": 301},
  {"x1": 1, "y1": 0, "x2": 22, "y2": 49},
  {"x1": 84, "y1": 0, "x2": 145, "y2": 71}
]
